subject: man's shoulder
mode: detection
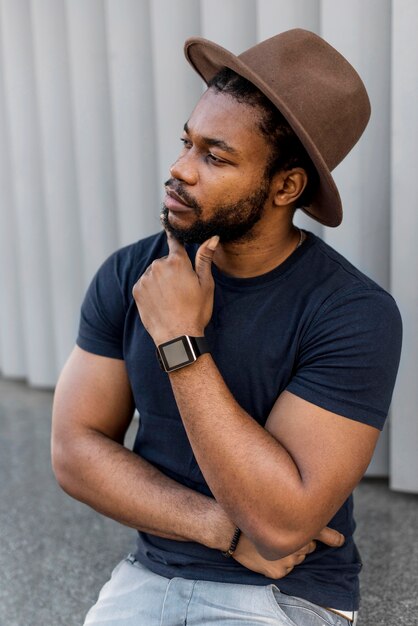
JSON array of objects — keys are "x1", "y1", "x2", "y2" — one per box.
[
  {"x1": 303, "y1": 233, "x2": 401, "y2": 331},
  {"x1": 306, "y1": 233, "x2": 392, "y2": 297},
  {"x1": 87, "y1": 231, "x2": 168, "y2": 311},
  {"x1": 77, "y1": 231, "x2": 169, "y2": 357}
]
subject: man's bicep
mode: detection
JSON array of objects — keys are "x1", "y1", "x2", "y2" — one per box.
[
  {"x1": 265, "y1": 390, "x2": 379, "y2": 529},
  {"x1": 52, "y1": 346, "x2": 135, "y2": 445}
]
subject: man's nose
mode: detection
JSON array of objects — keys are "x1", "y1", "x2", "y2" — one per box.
[{"x1": 170, "y1": 153, "x2": 198, "y2": 185}]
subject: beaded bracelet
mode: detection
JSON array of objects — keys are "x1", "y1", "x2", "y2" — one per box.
[{"x1": 221, "y1": 527, "x2": 242, "y2": 557}]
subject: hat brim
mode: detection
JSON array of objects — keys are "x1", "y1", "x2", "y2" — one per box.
[{"x1": 184, "y1": 37, "x2": 342, "y2": 227}]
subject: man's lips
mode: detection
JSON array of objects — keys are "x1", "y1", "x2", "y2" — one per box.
[{"x1": 164, "y1": 188, "x2": 193, "y2": 212}]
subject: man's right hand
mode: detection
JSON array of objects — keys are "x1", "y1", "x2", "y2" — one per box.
[{"x1": 233, "y1": 526, "x2": 344, "y2": 578}]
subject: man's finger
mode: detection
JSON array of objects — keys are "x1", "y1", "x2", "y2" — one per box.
[
  {"x1": 296, "y1": 540, "x2": 316, "y2": 557},
  {"x1": 165, "y1": 229, "x2": 186, "y2": 256},
  {"x1": 195, "y1": 236, "x2": 220, "y2": 285},
  {"x1": 315, "y1": 526, "x2": 345, "y2": 548},
  {"x1": 306, "y1": 540, "x2": 317, "y2": 554}
]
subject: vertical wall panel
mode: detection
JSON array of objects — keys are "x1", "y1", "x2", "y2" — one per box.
[
  {"x1": 201, "y1": 0, "x2": 256, "y2": 51},
  {"x1": 0, "y1": 0, "x2": 413, "y2": 491},
  {"x1": 105, "y1": 0, "x2": 160, "y2": 245},
  {"x1": 0, "y1": 0, "x2": 56, "y2": 386},
  {"x1": 390, "y1": 0, "x2": 418, "y2": 492},
  {"x1": 0, "y1": 11, "x2": 25, "y2": 378},
  {"x1": 321, "y1": 1, "x2": 392, "y2": 289},
  {"x1": 321, "y1": 1, "x2": 392, "y2": 476},
  {"x1": 150, "y1": 0, "x2": 202, "y2": 194},
  {"x1": 30, "y1": 0, "x2": 84, "y2": 371},
  {"x1": 257, "y1": 0, "x2": 320, "y2": 37},
  {"x1": 65, "y1": 0, "x2": 118, "y2": 284}
]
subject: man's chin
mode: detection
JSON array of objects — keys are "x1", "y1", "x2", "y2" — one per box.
[
  {"x1": 160, "y1": 204, "x2": 261, "y2": 246},
  {"x1": 164, "y1": 226, "x2": 209, "y2": 246},
  {"x1": 161, "y1": 208, "x2": 213, "y2": 245}
]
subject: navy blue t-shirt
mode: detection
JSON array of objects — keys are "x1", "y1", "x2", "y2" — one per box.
[{"x1": 77, "y1": 231, "x2": 402, "y2": 611}]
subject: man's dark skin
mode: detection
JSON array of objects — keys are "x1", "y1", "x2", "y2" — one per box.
[{"x1": 52, "y1": 88, "x2": 378, "y2": 577}]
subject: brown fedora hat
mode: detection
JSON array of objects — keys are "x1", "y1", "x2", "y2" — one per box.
[{"x1": 184, "y1": 29, "x2": 370, "y2": 227}]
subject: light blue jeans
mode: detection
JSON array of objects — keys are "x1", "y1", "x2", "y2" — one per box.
[{"x1": 84, "y1": 554, "x2": 357, "y2": 626}]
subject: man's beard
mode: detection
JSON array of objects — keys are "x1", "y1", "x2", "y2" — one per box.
[{"x1": 161, "y1": 178, "x2": 271, "y2": 245}]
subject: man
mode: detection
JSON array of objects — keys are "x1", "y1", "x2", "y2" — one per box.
[{"x1": 52, "y1": 29, "x2": 402, "y2": 625}]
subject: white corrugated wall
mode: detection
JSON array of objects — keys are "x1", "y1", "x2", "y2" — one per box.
[{"x1": 0, "y1": 0, "x2": 416, "y2": 491}]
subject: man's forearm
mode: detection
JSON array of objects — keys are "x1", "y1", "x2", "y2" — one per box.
[
  {"x1": 168, "y1": 355, "x2": 307, "y2": 557},
  {"x1": 53, "y1": 428, "x2": 235, "y2": 551}
]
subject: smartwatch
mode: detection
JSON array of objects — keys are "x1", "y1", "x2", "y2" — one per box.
[{"x1": 156, "y1": 335, "x2": 210, "y2": 373}]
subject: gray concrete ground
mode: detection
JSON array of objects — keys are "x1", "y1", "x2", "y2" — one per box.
[{"x1": 0, "y1": 377, "x2": 417, "y2": 626}]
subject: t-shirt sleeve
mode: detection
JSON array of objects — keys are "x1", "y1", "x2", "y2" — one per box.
[
  {"x1": 286, "y1": 288, "x2": 402, "y2": 430},
  {"x1": 76, "y1": 251, "x2": 127, "y2": 359}
]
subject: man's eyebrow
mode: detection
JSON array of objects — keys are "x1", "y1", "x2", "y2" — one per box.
[{"x1": 183, "y1": 122, "x2": 240, "y2": 156}]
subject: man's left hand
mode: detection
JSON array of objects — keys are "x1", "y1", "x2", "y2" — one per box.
[
  {"x1": 132, "y1": 232, "x2": 219, "y2": 345},
  {"x1": 233, "y1": 526, "x2": 345, "y2": 578}
]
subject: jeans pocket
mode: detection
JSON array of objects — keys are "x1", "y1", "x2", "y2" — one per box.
[{"x1": 267, "y1": 586, "x2": 351, "y2": 626}]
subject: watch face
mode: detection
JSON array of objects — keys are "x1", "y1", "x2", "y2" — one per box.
[
  {"x1": 163, "y1": 339, "x2": 190, "y2": 369},
  {"x1": 158, "y1": 336, "x2": 196, "y2": 372}
]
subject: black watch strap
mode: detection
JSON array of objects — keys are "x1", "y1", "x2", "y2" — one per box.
[{"x1": 189, "y1": 336, "x2": 210, "y2": 356}]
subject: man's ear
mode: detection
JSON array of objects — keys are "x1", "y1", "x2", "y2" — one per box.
[{"x1": 271, "y1": 168, "x2": 308, "y2": 207}]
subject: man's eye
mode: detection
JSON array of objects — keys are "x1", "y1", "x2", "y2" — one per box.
[
  {"x1": 180, "y1": 137, "x2": 191, "y2": 148},
  {"x1": 207, "y1": 153, "x2": 224, "y2": 164}
]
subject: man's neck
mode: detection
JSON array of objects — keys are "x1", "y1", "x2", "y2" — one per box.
[{"x1": 212, "y1": 223, "x2": 301, "y2": 279}]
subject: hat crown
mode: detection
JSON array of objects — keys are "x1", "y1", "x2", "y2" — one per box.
[{"x1": 237, "y1": 30, "x2": 370, "y2": 170}]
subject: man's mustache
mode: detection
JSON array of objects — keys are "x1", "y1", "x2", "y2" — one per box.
[{"x1": 164, "y1": 178, "x2": 200, "y2": 212}]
